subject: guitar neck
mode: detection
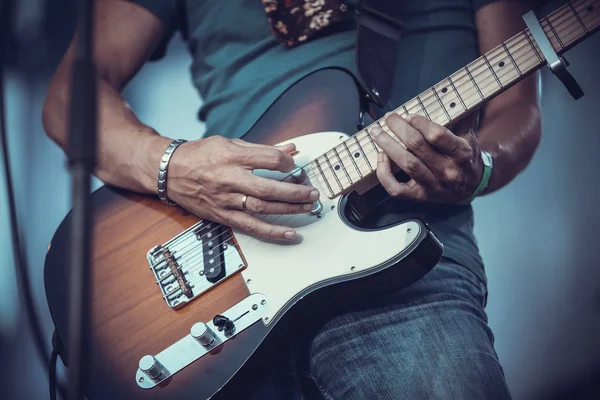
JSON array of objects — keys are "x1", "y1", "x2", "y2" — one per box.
[{"x1": 310, "y1": 0, "x2": 599, "y2": 199}]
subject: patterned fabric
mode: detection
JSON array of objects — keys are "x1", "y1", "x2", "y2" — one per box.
[{"x1": 261, "y1": 0, "x2": 349, "y2": 47}]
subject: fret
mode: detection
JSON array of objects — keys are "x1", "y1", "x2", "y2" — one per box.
[
  {"x1": 569, "y1": 1, "x2": 588, "y2": 32},
  {"x1": 402, "y1": 104, "x2": 410, "y2": 117},
  {"x1": 416, "y1": 95, "x2": 431, "y2": 120},
  {"x1": 482, "y1": 54, "x2": 503, "y2": 89},
  {"x1": 447, "y1": 77, "x2": 467, "y2": 110},
  {"x1": 470, "y1": 60, "x2": 500, "y2": 98},
  {"x1": 578, "y1": 1, "x2": 599, "y2": 33},
  {"x1": 524, "y1": 30, "x2": 543, "y2": 62},
  {"x1": 501, "y1": 42, "x2": 522, "y2": 76},
  {"x1": 342, "y1": 141, "x2": 363, "y2": 179},
  {"x1": 323, "y1": 153, "x2": 343, "y2": 191},
  {"x1": 353, "y1": 135, "x2": 373, "y2": 172},
  {"x1": 431, "y1": 87, "x2": 451, "y2": 122},
  {"x1": 448, "y1": 71, "x2": 479, "y2": 110},
  {"x1": 486, "y1": 47, "x2": 520, "y2": 87},
  {"x1": 544, "y1": 16, "x2": 564, "y2": 49},
  {"x1": 333, "y1": 147, "x2": 353, "y2": 185},
  {"x1": 314, "y1": 159, "x2": 334, "y2": 197},
  {"x1": 365, "y1": 129, "x2": 380, "y2": 154},
  {"x1": 464, "y1": 66, "x2": 484, "y2": 100},
  {"x1": 404, "y1": 99, "x2": 421, "y2": 116},
  {"x1": 506, "y1": 35, "x2": 539, "y2": 74}
]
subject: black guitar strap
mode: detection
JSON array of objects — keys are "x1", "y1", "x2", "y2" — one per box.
[{"x1": 355, "y1": 0, "x2": 405, "y2": 109}]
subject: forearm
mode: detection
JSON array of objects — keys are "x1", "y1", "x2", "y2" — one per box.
[
  {"x1": 477, "y1": 95, "x2": 541, "y2": 194},
  {"x1": 42, "y1": 71, "x2": 171, "y2": 194}
]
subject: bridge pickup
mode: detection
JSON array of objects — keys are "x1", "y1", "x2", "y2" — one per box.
[
  {"x1": 196, "y1": 223, "x2": 227, "y2": 283},
  {"x1": 147, "y1": 221, "x2": 246, "y2": 309}
]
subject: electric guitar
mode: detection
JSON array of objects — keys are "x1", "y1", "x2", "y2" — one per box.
[{"x1": 44, "y1": 2, "x2": 599, "y2": 399}]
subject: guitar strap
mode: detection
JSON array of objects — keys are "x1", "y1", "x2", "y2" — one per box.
[{"x1": 355, "y1": 0, "x2": 405, "y2": 109}]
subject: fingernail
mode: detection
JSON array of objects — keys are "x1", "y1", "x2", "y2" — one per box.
[
  {"x1": 371, "y1": 127, "x2": 382, "y2": 136},
  {"x1": 309, "y1": 189, "x2": 319, "y2": 201},
  {"x1": 405, "y1": 114, "x2": 413, "y2": 122},
  {"x1": 303, "y1": 203, "x2": 313, "y2": 211},
  {"x1": 284, "y1": 231, "x2": 295, "y2": 240},
  {"x1": 378, "y1": 153, "x2": 384, "y2": 162}
]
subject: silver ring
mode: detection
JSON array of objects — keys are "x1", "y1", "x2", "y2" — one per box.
[{"x1": 241, "y1": 194, "x2": 249, "y2": 212}]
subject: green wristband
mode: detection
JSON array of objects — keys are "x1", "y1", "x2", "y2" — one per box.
[{"x1": 460, "y1": 150, "x2": 493, "y2": 205}]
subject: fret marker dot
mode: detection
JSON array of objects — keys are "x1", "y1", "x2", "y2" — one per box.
[
  {"x1": 499, "y1": 61, "x2": 505, "y2": 67},
  {"x1": 354, "y1": 152, "x2": 360, "y2": 158},
  {"x1": 334, "y1": 165, "x2": 340, "y2": 171},
  {"x1": 588, "y1": 5, "x2": 593, "y2": 11},
  {"x1": 450, "y1": 102, "x2": 456, "y2": 108},
  {"x1": 441, "y1": 87, "x2": 448, "y2": 93}
]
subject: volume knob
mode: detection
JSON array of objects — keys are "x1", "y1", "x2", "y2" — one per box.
[
  {"x1": 138, "y1": 355, "x2": 164, "y2": 380},
  {"x1": 191, "y1": 322, "x2": 217, "y2": 348}
]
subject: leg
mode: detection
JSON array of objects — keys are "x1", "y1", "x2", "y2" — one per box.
[{"x1": 304, "y1": 257, "x2": 511, "y2": 400}]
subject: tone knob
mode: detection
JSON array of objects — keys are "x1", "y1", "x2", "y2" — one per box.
[
  {"x1": 138, "y1": 355, "x2": 164, "y2": 380},
  {"x1": 191, "y1": 322, "x2": 216, "y2": 347}
]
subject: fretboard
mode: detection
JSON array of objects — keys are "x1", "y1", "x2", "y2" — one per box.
[{"x1": 309, "y1": 0, "x2": 599, "y2": 199}]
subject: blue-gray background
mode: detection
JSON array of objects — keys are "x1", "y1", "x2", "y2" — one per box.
[{"x1": 1, "y1": 0, "x2": 599, "y2": 398}]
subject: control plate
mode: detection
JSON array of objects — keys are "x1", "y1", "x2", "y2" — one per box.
[{"x1": 136, "y1": 293, "x2": 267, "y2": 389}]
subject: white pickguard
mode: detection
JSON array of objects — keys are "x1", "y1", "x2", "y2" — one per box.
[{"x1": 236, "y1": 132, "x2": 421, "y2": 323}]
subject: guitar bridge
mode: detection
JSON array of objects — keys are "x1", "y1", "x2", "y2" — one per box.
[{"x1": 147, "y1": 221, "x2": 246, "y2": 309}]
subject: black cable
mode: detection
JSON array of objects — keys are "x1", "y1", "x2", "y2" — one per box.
[
  {"x1": 66, "y1": 0, "x2": 97, "y2": 395},
  {"x1": 50, "y1": 331, "x2": 61, "y2": 400}
]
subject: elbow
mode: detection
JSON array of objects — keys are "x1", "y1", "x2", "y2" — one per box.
[
  {"x1": 41, "y1": 80, "x2": 67, "y2": 148},
  {"x1": 41, "y1": 96, "x2": 55, "y2": 140},
  {"x1": 527, "y1": 104, "x2": 542, "y2": 158}
]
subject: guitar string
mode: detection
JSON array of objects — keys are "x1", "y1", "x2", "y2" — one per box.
[
  {"x1": 151, "y1": 4, "x2": 596, "y2": 286},
  {"x1": 152, "y1": 6, "x2": 592, "y2": 283},
  {"x1": 302, "y1": 0, "x2": 596, "y2": 185},
  {"x1": 276, "y1": 1, "x2": 593, "y2": 193},
  {"x1": 157, "y1": 5, "x2": 587, "y2": 260},
  {"x1": 154, "y1": 8, "x2": 597, "y2": 301},
  {"x1": 150, "y1": 4, "x2": 596, "y2": 286}
]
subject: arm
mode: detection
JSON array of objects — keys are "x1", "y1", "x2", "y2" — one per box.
[
  {"x1": 43, "y1": 0, "x2": 319, "y2": 239},
  {"x1": 370, "y1": 1, "x2": 541, "y2": 202},
  {"x1": 43, "y1": 0, "x2": 171, "y2": 194},
  {"x1": 475, "y1": 0, "x2": 541, "y2": 194}
]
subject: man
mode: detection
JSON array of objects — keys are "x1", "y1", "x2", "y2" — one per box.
[{"x1": 42, "y1": 0, "x2": 541, "y2": 398}]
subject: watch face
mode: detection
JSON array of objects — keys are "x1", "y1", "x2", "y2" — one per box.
[{"x1": 482, "y1": 151, "x2": 493, "y2": 167}]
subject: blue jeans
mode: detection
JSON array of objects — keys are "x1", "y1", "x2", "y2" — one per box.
[{"x1": 249, "y1": 257, "x2": 512, "y2": 400}]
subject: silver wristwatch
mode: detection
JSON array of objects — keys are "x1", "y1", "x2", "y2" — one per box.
[{"x1": 157, "y1": 139, "x2": 187, "y2": 205}]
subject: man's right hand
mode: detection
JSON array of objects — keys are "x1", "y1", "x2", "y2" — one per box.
[{"x1": 167, "y1": 136, "x2": 320, "y2": 241}]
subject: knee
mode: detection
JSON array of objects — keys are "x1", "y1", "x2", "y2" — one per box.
[
  {"x1": 419, "y1": 352, "x2": 512, "y2": 400},
  {"x1": 312, "y1": 350, "x2": 511, "y2": 400}
]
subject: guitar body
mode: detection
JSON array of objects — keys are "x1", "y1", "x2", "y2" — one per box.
[{"x1": 44, "y1": 68, "x2": 443, "y2": 399}]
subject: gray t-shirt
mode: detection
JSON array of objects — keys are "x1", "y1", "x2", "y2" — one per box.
[{"x1": 133, "y1": 0, "x2": 503, "y2": 284}]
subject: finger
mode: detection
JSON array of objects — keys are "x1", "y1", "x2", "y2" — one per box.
[
  {"x1": 233, "y1": 139, "x2": 297, "y2": 154},
  {"x1": 241, "y1": 195, "x2": 313, "y2": 215},
  {"x1": 385, "y1": 113, "x2": 443, "y2": 164},
  {"x1": 242, "y1": 147, "x2": 296, "y2": 172},
  {"x1": 240, "y1": 175, "x2": 320, "y2": 203},
  {"x1": 405, "y1": 114, "x2": 470, "y2": 156},
  {"x1": 461, "y1": 128, "x2": 478, "y2": 148},
  {"x1": 370, "y1": 127, "x2": 437, "y2": 187},
  {"x1": 226, "y1": 211, "x2": 298, "y2": 241},
  {"x1": 376, "y1": 152, "x2": 427, "y2": 200}
]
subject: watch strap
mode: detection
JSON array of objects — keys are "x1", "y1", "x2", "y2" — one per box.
[{"x1": 460, "y1": 150, "x2": 493, "y2": 205}]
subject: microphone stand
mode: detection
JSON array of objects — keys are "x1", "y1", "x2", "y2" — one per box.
[{"x1": 66, "y1": 0, "x2": 97, "y2": 398}]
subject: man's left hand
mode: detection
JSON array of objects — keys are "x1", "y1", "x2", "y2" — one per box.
[{"x1": 370, "y1": 113, "x2": 484, "y2": 204}]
